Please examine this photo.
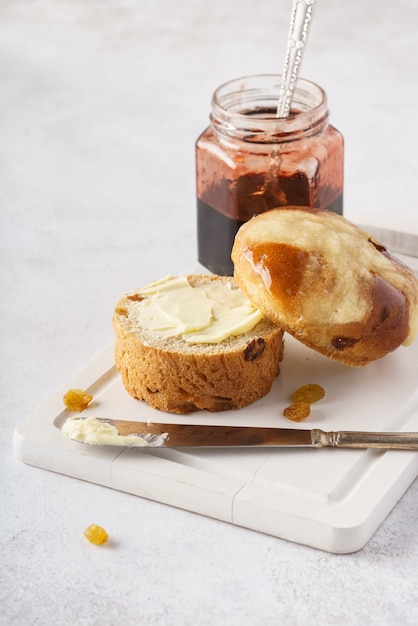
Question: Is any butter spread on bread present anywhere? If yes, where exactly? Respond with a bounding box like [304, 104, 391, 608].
[126, 275, 263, 343]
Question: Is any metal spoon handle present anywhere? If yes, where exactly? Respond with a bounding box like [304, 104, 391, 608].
[312, 429, 418, 450]
[277, 0, 316, 118]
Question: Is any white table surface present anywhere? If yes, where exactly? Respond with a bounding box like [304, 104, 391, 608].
[1, 1, 417, 624]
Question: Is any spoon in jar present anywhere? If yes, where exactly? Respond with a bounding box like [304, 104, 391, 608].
[276, 0, 317, 118]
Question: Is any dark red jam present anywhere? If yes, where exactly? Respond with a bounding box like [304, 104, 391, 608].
[197, 172, 343, 275]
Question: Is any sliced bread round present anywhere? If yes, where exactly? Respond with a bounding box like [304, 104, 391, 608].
[113, 275, 284, 414]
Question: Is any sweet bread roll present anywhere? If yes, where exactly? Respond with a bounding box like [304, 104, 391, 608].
[232, 207, 418, 366]
[113, 275, 284, 414]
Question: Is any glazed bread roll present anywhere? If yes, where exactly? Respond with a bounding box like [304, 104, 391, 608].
[113, 275, 284, 414]
[232, 207, 418, 366]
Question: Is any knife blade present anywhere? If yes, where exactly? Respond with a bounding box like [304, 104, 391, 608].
[358, 224, 418, 258]
[61, 417, 418, 450]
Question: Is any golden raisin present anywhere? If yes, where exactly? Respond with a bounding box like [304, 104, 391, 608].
[84, 524, 109, 545]
[63, 388, 93, 412]
[292, 384, 325, 404]
[283, 401, 311, 422]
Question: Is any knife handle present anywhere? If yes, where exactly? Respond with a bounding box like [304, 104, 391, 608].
[312, 429, 418, 450]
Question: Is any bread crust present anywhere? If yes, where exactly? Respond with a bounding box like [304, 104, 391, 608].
[113, 275, 284, 413]
[232, 207, 418, 366]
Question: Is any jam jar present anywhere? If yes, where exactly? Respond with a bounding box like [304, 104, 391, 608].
[196, 74, 344, 275]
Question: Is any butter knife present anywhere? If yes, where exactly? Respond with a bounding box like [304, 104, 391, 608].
[62, 417, 418, 450]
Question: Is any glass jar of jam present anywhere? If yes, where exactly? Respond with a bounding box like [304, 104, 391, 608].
[196, 74, 344, 275]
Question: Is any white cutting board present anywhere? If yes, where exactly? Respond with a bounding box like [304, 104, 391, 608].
[14, 321, 418, 554]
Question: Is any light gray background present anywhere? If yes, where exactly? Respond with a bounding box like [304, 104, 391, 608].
[1, 1, 417, 625]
